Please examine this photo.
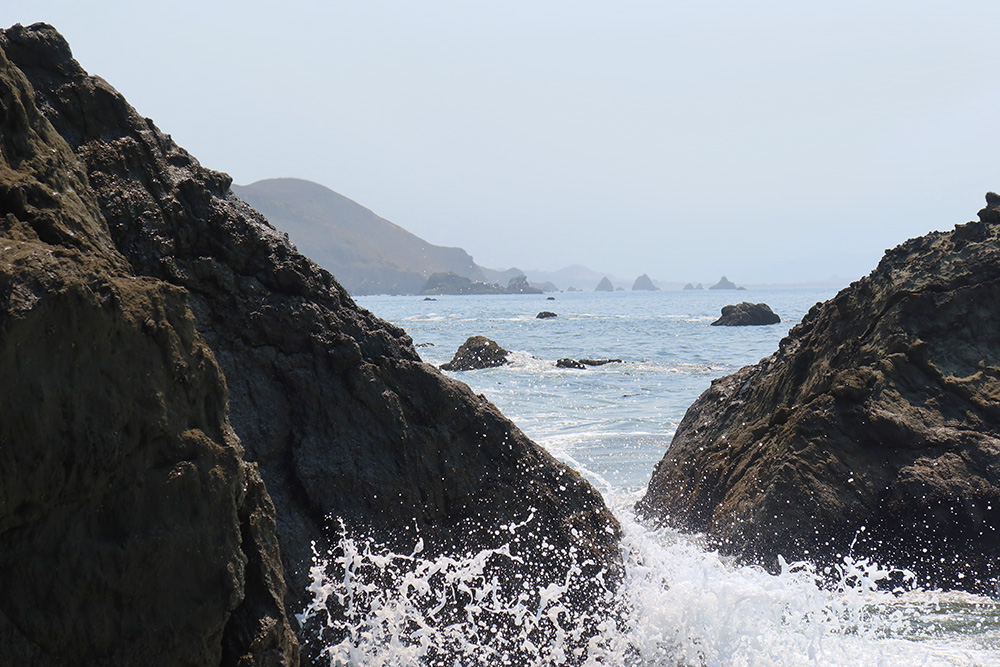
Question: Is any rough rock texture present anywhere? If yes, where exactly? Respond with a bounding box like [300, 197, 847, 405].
[710, 302, 780, 326]
[595, 276, 614, 292]
[3, 22, 622, 660]
[631, 274, 659, 291]
[0, 31, 297, 665]
[708, 275, 739, 289]
[638, 196, 1000, 594]
[440, 335, 511, 371]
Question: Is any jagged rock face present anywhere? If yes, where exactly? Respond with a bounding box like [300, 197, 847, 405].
[3, 22, 622, 657]
[638, 197, 1000, 594]
[710, 302, 780, 326]
[0, 34, 297, 665]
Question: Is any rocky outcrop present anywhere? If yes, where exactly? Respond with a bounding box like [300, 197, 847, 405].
[421, 271, 507, 295]
[506, 274, 543, 294]
[440, 336, 511, 370]
[710, 302, 780, 326]
[0, 32, 297, 664]
[683, 282, 704, 290]
[595, 276, 614, 291]
[4, 22, 622, 662]
[536, 311, 557, 319]
[708, 276, 739, 289]
[631, 274, 659, 291]
[637, 195, 1000, 594]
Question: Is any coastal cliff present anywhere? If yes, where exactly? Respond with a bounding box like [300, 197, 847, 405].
[1, 23, 622, 663]
[638, 196, 1000, 594]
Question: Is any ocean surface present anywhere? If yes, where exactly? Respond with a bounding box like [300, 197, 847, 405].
[307, 288, 1000, 666]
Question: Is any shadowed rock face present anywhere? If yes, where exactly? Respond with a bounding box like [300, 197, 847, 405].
[638, 196, 1000, 594]
[2, 22, 622, 661]
[441, 335, 511, 371]
[0, 32, 297, 665]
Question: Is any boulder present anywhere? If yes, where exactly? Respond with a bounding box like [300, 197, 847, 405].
[631, 274, 659, 291]
[4, 23, 622, 662]
[595, 276, 614, 292]
[536, 311, 558, 319]
[637, 195, 1000, 594]
[440, 336, 511, 371]
[710, 302, 780, 326]
[556, 358, 588, 369]
[708, 276, 739, 289]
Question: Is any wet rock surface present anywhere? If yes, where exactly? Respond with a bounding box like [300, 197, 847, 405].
[3, 22, 623, 661]
[710, 302, 780, 326]
[638, 196, 1000, 594]
[536, 310, 557, 319]
[440, 335, 511, 370]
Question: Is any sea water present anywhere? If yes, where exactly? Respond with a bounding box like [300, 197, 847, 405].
[303, 289, 1000, 665]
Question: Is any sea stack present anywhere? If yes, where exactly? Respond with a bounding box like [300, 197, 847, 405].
[637, 195, 1000, 594]
[631, 274, 659, 291]
[595, 276, 615, 291]
[0, 23, 623, 662]
[708, 276, 739, 289]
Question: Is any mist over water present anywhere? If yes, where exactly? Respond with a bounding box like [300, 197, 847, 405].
[307, 289, 1000, 665]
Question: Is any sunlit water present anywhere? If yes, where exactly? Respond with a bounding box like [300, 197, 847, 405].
[303, 289, 1000, 665]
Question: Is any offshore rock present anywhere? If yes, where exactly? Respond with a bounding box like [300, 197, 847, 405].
[631, 274, 659, 291]
[556, 358, 588, 369]
[637, 195, 1000, 594]
[536, 310, 557, 319]
[506, 274, 543, 294]
[5, 22, 622, 662]
[710, 302, 780, 326]
[595, 276, 614, 291]
[0, 31, 297, 665]
[708, 275, 739, 289]
[441, 335, 511, 371]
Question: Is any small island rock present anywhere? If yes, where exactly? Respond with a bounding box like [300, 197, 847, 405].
[708, 276, 739, 290]
[595, 277, 615, 292]
[632, 274, 660, 291]
[536, 311, 558, 319]
[710, 302, 780, 326]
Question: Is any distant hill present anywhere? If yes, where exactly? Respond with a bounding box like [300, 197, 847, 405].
[232, 178, 485, 295]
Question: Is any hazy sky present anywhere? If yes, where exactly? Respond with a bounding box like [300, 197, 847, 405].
[9, 1, 1000, 284]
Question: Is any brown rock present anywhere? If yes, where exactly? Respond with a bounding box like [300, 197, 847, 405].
[638, 196, 1000, 594]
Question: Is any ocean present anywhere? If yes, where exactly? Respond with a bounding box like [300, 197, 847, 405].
[305, 288, 1000, 666]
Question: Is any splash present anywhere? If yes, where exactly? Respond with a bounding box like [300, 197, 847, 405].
[298, 509, 1000, 666]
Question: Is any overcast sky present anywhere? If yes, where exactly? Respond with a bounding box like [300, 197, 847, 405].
[9, 1, 1000, 284]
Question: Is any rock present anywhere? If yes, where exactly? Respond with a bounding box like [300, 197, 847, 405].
[507, 274, 543, 294]
[637, 194, 1000, 594]
[4, 23, 622, 662]
[556, 358, 588, 369]
[421, 271, 506, 295]
[0, 29, 297, 664]
[536, 311, 558, 319]
[708, 275, 739, 289]
[423, 297, 437, 301]
[682, 282, 696, 290]
[580, 359, 623, 366]
[546, 296, 556, 300]
[710, 302, 780, 326]
[595, 276, 614, 292]
[632, 274, 659, 291]
[440, 336, 511, 371]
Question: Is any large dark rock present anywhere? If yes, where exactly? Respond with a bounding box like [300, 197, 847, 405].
[711, 302, 780, 326]
[0, 32, 297, 664]
[440, 335, 511, 370]
[631, 274, 659, 291]
[637, 195, 1000, 594]
[3, 22, 623, 661]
